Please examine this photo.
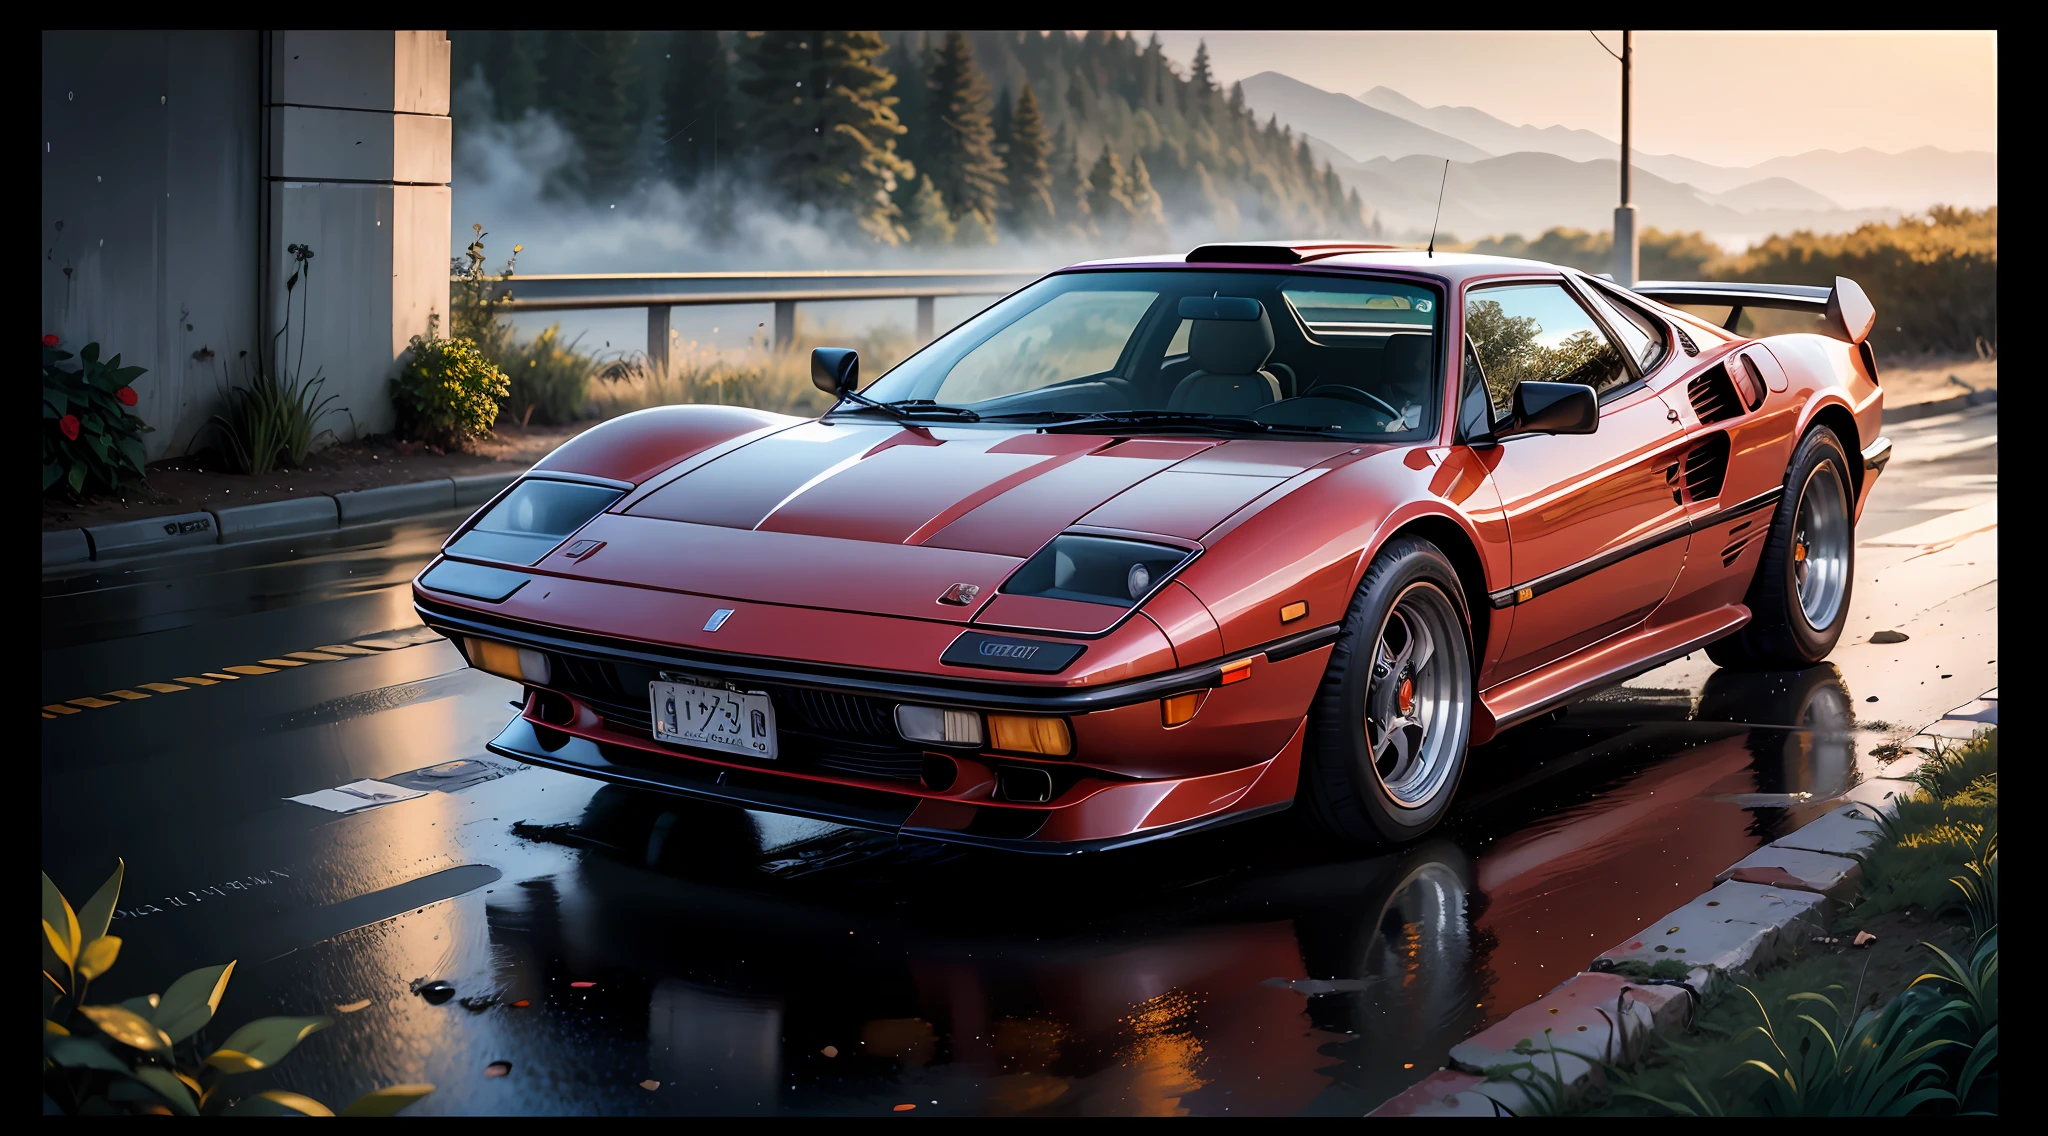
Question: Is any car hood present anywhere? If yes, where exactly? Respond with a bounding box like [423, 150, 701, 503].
[540, 420, 1359, 623]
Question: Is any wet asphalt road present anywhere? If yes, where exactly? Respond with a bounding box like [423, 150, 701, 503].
[40, 405, 1996, 1116]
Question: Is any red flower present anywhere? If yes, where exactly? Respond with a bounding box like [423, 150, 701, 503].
[42, 334, 59, 348]
[59, 415, 81, 441]
[116, 386, 138, 406]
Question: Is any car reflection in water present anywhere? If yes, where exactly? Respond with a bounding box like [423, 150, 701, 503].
[473, 663, 1861, 1116]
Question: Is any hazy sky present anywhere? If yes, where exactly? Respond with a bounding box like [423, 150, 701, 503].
[1146, 31, 1997, 168]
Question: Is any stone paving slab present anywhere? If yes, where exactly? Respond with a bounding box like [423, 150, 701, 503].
[1596, 880, 1827, 974]
[1839, 777, 1913, 813]
[1449, 971, 1662, 1087]
[1872, 751, 1929, 781]
[1366, 1070, 1501, 1117]
[1772, 801, 1886, 857]
[1714, 845, 1862, 897]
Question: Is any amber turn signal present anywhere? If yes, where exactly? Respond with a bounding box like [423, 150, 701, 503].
[1220, 658, 1253, 685]
[987, 714, 1073, 757]
[466, 637, 551, 684]
[1161, 691, 1203, 727]
[1280, 601, 1308, 623]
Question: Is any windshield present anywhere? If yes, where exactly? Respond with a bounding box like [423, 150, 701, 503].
[856, 269, 1444, 439]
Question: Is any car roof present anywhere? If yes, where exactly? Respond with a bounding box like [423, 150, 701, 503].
[1061, 245, 1569, 284]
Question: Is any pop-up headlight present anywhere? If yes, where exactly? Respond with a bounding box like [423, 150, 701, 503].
[1000, 534, 1193, 608]
[447, 478, 623, 565]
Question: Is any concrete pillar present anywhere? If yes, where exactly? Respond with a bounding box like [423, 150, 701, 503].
[773, 299, 796, 350]
[1613, 204, 1639, 287]
[264, 31, 450, 441]
[648, 305, 670, 377]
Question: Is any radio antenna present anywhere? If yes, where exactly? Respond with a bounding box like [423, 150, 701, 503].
[1427, 159, 1450, 257]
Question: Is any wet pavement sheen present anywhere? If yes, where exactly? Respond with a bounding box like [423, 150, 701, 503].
[39, 409, 1996, 1115]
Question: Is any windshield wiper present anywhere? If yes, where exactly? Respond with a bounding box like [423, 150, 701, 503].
[1024, 411, 1339, 437]
[828, 397, 981, 422]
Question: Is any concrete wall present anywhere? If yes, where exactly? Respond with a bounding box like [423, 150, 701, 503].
[266, 30, 452, 441]
[41, 31, 450, 462]
[42, 31, 262, 462]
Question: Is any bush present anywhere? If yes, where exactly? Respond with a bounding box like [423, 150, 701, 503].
[42, 859, 432, 1116]
[204, 243, 345, 474]
[502, 324, 596, 426]
[42, 336, 152, 499]
[392, 326, 510, 451]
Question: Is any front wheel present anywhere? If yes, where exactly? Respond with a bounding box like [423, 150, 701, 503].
[1301, 538, 1475, 845]
[1707, 428, 1857, 670]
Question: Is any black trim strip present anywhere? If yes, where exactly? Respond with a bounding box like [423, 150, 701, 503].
[417, 595, 1343, 714]
[1862, 437, 1893, 474]
[1487, 486, 1784, 609]
[1488, 620, 1747, 731]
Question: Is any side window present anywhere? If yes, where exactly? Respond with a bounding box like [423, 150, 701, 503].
[1582, 283, 1668, 372]
[1463, 283, 1630, 417]
[1459, 336, 1494, 439]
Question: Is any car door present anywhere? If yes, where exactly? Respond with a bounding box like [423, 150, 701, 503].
[1460, 278, 1693, 686]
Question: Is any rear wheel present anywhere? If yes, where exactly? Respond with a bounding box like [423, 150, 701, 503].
[1708, 428, 1856, 670]
[1301, 538, 1475, 845]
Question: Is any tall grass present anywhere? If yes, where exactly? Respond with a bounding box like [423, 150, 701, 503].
[585, 317, 919, 421]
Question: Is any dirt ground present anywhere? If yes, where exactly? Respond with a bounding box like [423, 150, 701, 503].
[1882, 353, 1997, 407]
[41, 422, 590, 531]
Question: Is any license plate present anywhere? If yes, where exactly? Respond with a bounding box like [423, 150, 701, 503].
[648, 677, 778, 760]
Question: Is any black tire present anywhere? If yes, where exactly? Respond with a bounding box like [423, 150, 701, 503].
[1707, 428, 1857, 670]
[1301, 537, 1475, 845]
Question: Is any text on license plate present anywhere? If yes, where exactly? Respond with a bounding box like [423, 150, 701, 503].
[648, 679, 777, 760]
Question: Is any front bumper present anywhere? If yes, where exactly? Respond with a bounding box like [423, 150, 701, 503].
[419, 598, 1334, 853]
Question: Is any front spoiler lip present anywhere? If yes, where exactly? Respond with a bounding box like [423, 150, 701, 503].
[416, 595, 1340, 714]
[487, 714, 1292, 855]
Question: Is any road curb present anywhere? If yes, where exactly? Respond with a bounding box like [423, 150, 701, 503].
[1883, 387, 1996, 424]
[42, 470, 524, 568]
[1366, 691, 1993, 1118]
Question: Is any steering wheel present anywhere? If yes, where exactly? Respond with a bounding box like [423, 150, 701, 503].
[1307, 384, 1405, 424]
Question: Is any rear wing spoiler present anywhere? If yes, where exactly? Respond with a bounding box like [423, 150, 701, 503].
[1626, 276, 1875, 344]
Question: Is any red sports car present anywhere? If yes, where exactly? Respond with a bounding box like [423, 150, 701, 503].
[414, 242, 1888, 851]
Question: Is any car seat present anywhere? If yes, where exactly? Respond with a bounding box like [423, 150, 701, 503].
[1167, 297, 1282, 416]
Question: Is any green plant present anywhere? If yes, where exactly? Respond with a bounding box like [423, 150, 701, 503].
[205, 243, 344, 473]
[43, 860, 432, 1116]
[502, 324, 596, 426]
[42, 336, 152, 498]
[1851, 733, 1996, 925]
[449, 224, 520, 363]
[392, 319, 510, 451]
[1726, 976, 1959, 1115]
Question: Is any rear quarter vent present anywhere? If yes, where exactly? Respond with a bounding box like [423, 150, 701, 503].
[1688, 364, 1745, 424]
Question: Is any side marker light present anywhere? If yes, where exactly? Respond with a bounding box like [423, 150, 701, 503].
[1280, 601, 1308, 623]
[1220, 658, 1254, 685]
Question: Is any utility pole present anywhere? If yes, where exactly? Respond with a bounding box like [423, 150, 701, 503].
[1614, 30, 1639, 286]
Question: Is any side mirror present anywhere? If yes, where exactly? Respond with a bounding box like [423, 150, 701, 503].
[811, 347, 860, 396]
[1496, 381, 1598, 439]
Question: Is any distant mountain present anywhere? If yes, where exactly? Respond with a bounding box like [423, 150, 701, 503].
[1703, 177, 1839, 213]
[1357, 85, 1618, 164]
[1238, 72, 1490, 162]
[1738, 147, 1997, 210]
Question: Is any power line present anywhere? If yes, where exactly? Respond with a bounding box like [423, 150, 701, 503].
[1588, 31, 1623, 62]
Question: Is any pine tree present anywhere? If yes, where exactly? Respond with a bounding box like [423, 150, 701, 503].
[1051, 124, 1089, 234]
[991, 85, 1015, 157]
[903, 174, 956, 246]
[1227, 80, 1247, 118]
[1087, 145, 1134, 241]
[1001, 83, 1055, 233]
[1348, 186, 1369, 236]
[562, 31, 646, 198]
[1127, 153, 1168, 245]
[887, 34, 930, 173]
[1188, 39, 1216, 117]
[661, 31, 734, 189]
[488, 32, 543, 120]
[735, 31, 914, 244]
[954, 206, 998, 246]
[922, 30, 1006, 222]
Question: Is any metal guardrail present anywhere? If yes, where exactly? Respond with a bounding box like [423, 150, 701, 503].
[472, 269, 1044, 372]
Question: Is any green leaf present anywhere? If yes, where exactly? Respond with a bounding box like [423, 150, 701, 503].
[121, 994, 162, 1018]
[47, 1036, 130, 1074]
[126, 1065, 200, 1116]
[229, 1090, 334, 1116]
[43, 461, 64, 491]
[206, 1014, 332, 1071]
[154, 961, 236, 1043]
[68, 463, 87, 494]
[77, 935, 121, 981]
[79, 1004, 171, 1052]
[43, 920, 76, 970]
[81, 342, 101, 363]
[339, 1083, 436, 1116]
[42, 871, 81, 965]
[78, 859, 124, 945]
[45, 387, 69, 413]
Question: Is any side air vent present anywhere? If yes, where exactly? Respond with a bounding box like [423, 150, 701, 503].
[1732, 354, 1767, 410]
[1674, 325, 1700, 356]
[1687, 364, 1744, 424]
[1721, 519, 1761, 567]
[1680, 432, 1731, 504]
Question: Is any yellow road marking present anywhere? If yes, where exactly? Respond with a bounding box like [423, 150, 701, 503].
[107, 690, 150, 701]
[257, 658, 307, 668]
[67, 697, 119, 708]
[202, 672, 242, 681]
[285, 651, 345, 662]
[316, 644, 376, 655]
[47, 636, 418, 719]
[139, 682, 189, 693]
[44, 704, 81, 715]
[223, 665, 278, 676]
[174, 676, 219, 686]
[43, 712, 55, 719]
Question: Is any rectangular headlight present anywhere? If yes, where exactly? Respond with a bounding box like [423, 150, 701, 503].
[448, 478, 624, 565]
[466, 638, 551, 685]
[988, 714, 1072, 757]
[1000, 534, 1193, 608]
[895, 705, 985, 748]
